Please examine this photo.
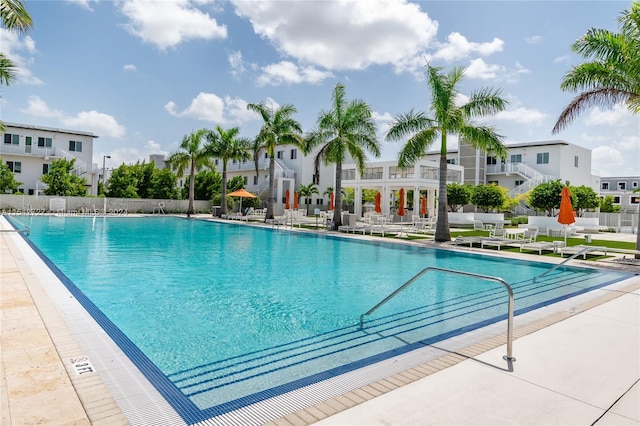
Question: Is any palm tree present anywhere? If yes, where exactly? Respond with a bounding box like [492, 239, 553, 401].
[306, 83, 381, 229]
[168, 129, 211, 217]
[551, 4, 640, 258]
[247, 101, 304, 221]
[552, 3, 640, 134]
[1, 0, 32, 132]
[206, 125, 251, 217]
[386, 65, 508, 242]
[297, 182, 319, 210]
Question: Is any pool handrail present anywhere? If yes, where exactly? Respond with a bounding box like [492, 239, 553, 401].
[0, 216, 30, 235]
[359, 266, 516, 362]
[534, 247, 593, 281]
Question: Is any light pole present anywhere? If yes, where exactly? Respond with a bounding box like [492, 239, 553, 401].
[102, 155, 111, 186]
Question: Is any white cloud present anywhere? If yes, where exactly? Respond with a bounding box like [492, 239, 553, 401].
[165, 92, 257, 124]
[228, 51, 246, 79]
[119, 0, 227, 50]
[232, 0, 437, 70]
[256, 61, 334, 86]
[585, 104, 631, 127]
[0, 30, 42, 85]
[554, 55, 571, 64]
[372, 111, 394, 135]
[592, 145, 625, 176]
[433, 32, 503, 62]
[21, 96, 126, 138]
[525, 35, 542, 44]
[465, 58, 502, 80]
[494, 107, 547, 125]
[123, 64, 137, 71]
[66, 0, 98, 11]
[97, 140, 169, 168]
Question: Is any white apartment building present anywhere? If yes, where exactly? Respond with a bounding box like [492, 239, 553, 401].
[424, 139, 598, 198]
[599, 176, 640, 212]
[1, 122, 99, 195]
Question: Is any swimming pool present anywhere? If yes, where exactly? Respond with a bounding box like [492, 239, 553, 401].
[12, 215, 632, 424]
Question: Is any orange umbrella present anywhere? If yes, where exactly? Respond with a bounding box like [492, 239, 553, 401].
[329, 192, 335, 210]
[375, 191, 382, 213]
[420, 195, 427, 217]
[293, 191, 299, 209]
[397, 188, 405, 217]
[285, 188, 290, 209]
[558, 186, 575, 244]
[227, 188, 257, 214]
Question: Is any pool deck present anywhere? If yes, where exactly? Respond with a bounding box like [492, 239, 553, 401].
[1, 216, 638, 425]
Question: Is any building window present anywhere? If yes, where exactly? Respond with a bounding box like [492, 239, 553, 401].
[232, 159, 237, 164]
[613, 196, 621, 204]
[515, 180, 524, 187]
[602, 182, 609, 190]
[574, 155, 579, 167]
[68, 140, 83, 152]
[276, 150, 284, 159]
[510, 154, 522, 163]
[536, 152, 549, 164]
[264, 152, 268, 159]
[42, 164, 50, 174]
[243, 176, 248, 185]
[488, 180, 499, 185]
[312, 174, 319, 184]
[242, 158, 247, 163]
[486, 156, 497, 165]
[618, 182, 626, 190]
[25, 137, 32, 153]
[6, 161, 21, 172]
[317, 199, 323, 205]
[633, 181, 638, 188]
[37, 137, 52, 148]
[446, 158, 456, 165]
[3, 133, 19, 144]
[630, 196, 639, 204]
[214, 159, 219, 165]
[253, 175, 258, 185]
[290, 149, 297, 160]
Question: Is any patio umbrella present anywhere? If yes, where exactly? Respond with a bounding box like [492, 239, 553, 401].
[293, 191, 299, 209]
[227, 188, 257, 214]
[329, 192, 334, 211]
[420, 195, 427, 217]
[398, 188, 406, 237]
[375, 192, 382, 213]
[558, 186, 575, 244]
[285, 188, 290, 210]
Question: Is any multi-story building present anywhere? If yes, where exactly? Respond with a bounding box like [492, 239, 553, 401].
[1, 122, 99, 195]
[599, 176, 640, 212]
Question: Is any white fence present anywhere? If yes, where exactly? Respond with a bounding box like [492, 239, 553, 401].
[583, 211, 639, 233]
[0, 194, 212, 214]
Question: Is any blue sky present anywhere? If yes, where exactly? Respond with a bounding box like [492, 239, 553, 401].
[2, 0, 638, 177]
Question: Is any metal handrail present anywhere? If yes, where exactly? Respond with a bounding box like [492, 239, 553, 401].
[534, 247, 592, 281]
[0, 216, 30, 235]
[359, 267, 516, 362]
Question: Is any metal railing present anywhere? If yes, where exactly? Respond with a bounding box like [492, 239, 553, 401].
[0, 216, 30, 235]
[359, 267, 516, 362]
[535, 246, 607, 281]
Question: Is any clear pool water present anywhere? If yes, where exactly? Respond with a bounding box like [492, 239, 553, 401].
[14, 215, 631, 422]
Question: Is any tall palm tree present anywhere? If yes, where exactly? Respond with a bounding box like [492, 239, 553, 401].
[168, 129, 211, 218]
[306, 83, 381, 229]
[247, 101, 304, 221]
[551, 4, 640, 258]
[386, 65, 508, 242]
[552, 3, 640, 134]
[1, 0, 32, 132]
[206, 125, 251, 217]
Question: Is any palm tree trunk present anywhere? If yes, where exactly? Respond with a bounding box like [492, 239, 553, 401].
[221, 165, 228, 216]
[334, 162, 342, 229]
[187, 158, 195, 217]
[435, 154, 451, 242]
[266, 156, 275, 220]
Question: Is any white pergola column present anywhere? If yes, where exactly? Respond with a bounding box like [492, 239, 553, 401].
[354, 186, 362, 217]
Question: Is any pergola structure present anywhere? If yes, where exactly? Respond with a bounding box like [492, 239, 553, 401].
[341, 159, 464, 219]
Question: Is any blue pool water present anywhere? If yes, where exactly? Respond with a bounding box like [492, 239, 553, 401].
[13, 215, 631, 423]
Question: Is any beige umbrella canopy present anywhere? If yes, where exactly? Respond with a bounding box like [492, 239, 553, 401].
[227, 189, 257, 213]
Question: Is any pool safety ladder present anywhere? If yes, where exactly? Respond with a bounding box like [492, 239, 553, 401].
[534, 247, 595, 282]
[359, 267, 516, 362]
